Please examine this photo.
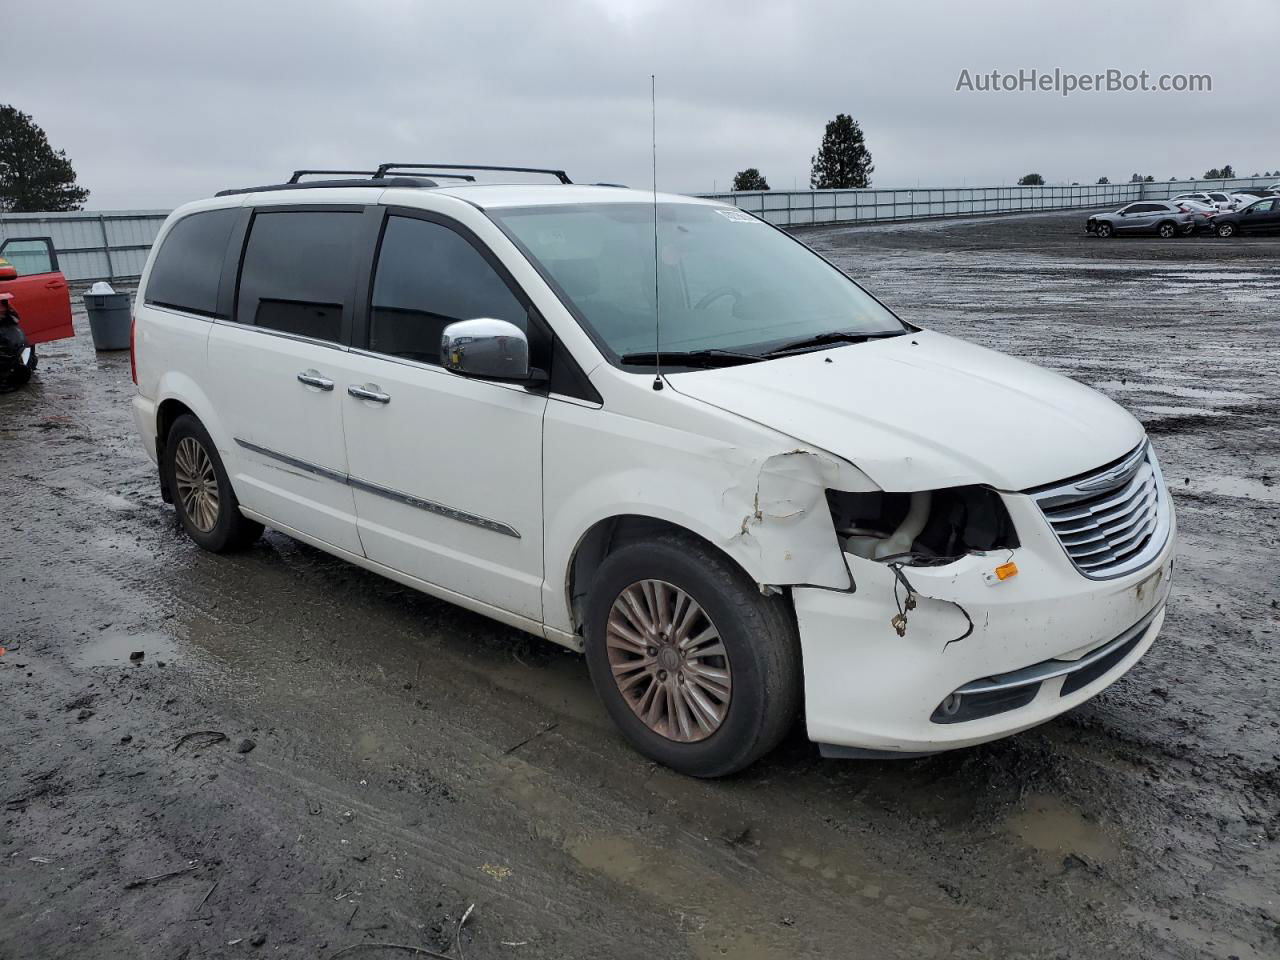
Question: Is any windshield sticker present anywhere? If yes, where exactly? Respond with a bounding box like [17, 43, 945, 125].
[714, 209, 759, 223]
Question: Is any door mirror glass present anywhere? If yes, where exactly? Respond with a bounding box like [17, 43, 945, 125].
[441, 318, 541, 382]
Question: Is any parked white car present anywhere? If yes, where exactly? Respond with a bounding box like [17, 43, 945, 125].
[130, 165, 1176, 776]
[1171, 191, 1234, 211]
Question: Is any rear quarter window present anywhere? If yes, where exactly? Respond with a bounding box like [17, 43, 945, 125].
[145, 208, 239, 317]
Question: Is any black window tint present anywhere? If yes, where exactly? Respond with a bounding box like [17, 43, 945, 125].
[236, 211, 361, 341]
[369, 216, 525, 365]
[146, 208, 238, 316]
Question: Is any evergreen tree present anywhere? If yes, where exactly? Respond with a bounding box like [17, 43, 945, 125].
[0, 106, 88, 212]
[809, 114, 873, 189]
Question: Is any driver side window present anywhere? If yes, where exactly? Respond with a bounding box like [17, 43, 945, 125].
[369, 216, 527, 366]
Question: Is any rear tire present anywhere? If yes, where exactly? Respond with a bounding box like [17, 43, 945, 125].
[583, 533, 802, 778]
[1157, 221, 1178, 239]
[1095, 222, 1114, 239]
[1216, 222, 1236, 238]
[162, 414, 262, 552]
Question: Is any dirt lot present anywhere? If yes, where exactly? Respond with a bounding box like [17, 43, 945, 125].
[2, 210, 1277, 960]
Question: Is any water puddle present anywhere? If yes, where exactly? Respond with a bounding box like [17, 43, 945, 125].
[75, 629, 178, 668]
[1091, 380, 1258, 402]
[1137, 404, 1229, 418]
[1005, 794, 1116, 865]
[1185, 475, 1280, 504]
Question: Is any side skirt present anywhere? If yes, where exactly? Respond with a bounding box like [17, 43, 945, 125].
[238, 507, 581, 652]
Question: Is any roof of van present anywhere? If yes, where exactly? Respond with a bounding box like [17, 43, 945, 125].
[388, 182, 718, 210]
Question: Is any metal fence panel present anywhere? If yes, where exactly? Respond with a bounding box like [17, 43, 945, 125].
[0, 209, 168, 283]
[2, 175, 1275, 281]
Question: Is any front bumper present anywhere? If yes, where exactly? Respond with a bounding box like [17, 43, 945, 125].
[793, 491, 1175, 754]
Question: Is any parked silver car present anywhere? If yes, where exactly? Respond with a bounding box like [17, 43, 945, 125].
[1085, 201, 1193, 239]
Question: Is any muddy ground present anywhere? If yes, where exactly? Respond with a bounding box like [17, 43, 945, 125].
[2, 210, 1277, 959]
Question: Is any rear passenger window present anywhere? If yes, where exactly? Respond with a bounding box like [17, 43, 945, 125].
[236, 210, 362, 342]
[146, 208, 239, 316]
[368, 216, 525, 365]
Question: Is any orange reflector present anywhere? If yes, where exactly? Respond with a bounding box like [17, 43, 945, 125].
[994, 562, 1018, 581]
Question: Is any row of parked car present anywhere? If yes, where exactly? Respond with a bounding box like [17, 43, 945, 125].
[1085, 185, 1280, 238]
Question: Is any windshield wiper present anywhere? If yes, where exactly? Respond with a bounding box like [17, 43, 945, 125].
[762, 329, 907, 357]
[617, 348, 764, 369]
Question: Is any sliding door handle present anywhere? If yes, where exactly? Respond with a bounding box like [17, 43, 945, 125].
[296, 370, 335, 391]
[347, 384, 391, 404]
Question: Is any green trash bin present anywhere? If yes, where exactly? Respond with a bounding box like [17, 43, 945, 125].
[84, 292, 131, 351]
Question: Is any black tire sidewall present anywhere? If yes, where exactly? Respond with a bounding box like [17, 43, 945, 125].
[163, 415, 250, 552]
[584, 537, 799, 777]
[1097, 223, 1113, 238]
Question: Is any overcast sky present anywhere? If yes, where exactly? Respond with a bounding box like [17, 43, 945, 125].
[6, 0, 1279, 209]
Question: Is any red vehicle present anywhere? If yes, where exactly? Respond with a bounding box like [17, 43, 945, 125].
[0, 237, 75, 389]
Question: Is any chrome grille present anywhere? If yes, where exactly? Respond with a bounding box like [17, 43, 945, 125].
[1031, 443, 1171, 579]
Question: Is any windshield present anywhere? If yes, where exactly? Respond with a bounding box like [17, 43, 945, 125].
[490, 202, 906, 364]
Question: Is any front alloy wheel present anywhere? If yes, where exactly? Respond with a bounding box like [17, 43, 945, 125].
[606, 579, 732, 742]
[1216, 222, 1235, 238]
[584, 533, 801, 777]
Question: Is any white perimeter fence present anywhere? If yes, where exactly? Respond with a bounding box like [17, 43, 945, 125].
[2, 177, 1273, 282]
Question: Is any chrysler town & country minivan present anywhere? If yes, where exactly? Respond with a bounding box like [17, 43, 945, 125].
[131, 164, 1175, 777]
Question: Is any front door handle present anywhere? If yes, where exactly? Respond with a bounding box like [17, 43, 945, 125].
[347, 384, 391, 404]
[296, 370, 335, 391]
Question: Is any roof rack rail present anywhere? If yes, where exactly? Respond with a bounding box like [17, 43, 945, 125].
[214, 176, 438, 198]
[375, 162, 572, 184]
[287, 169, 477, 184]
[289, 169, 376, 183]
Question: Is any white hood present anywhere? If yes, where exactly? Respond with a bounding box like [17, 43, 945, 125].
[667, 330, 1144, 491]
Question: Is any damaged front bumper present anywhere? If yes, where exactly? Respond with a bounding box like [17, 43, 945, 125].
[793, 492, 1175, 756]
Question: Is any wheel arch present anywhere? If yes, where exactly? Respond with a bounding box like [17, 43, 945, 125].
[563, 514, 766, 640]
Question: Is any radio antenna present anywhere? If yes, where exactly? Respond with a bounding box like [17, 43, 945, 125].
[650, 74, 663, 391]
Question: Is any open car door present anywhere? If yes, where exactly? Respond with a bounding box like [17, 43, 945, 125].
[0, 237, 74, 344]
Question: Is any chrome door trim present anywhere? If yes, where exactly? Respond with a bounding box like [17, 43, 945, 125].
[214, 317, 351, 353]
[233, 438, 520, 539]
[235, 438, 347, 484]
[346, 474, 520, 538]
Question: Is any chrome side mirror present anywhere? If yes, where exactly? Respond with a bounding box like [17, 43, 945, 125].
[440, 318, 542, 382]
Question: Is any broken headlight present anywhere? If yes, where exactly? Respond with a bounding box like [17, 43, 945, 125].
[827, 486, 1018, 563]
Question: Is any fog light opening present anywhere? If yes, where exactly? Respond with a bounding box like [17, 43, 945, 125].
[939, 692, 964, 717]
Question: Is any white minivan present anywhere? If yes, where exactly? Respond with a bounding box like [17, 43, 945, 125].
[131, 164, 1175, 777]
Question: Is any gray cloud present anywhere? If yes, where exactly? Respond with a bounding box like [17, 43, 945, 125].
[7, 0, 1278, 208]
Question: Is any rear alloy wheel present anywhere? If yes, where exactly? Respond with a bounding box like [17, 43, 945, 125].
[163, 414, 263, 552]
[1216, 222, 1236, 238]
[1095, 222, 1114, 239]
[584, 533, 801, 777]
[1157, 221, 1178, 239]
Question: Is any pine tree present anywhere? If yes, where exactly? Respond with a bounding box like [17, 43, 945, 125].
[0, 106, 89, 212]
[809, 114, 873, 189]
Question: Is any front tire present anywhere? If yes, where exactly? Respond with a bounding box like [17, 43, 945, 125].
[162, 414, 262, 552]
[1095, 222, 1114, 239]
[1216, 222, 1236, 238]
[584, 533, 801, 777]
